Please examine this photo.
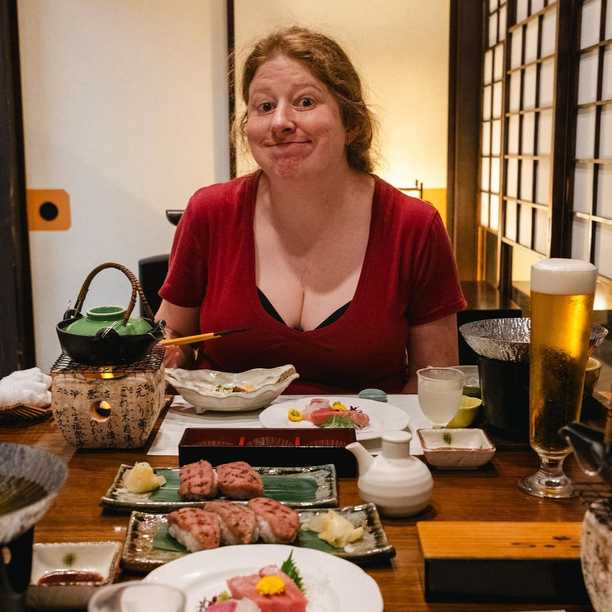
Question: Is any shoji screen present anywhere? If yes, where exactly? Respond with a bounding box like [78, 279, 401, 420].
[503, 1, 556, 256]
[480, 1, 507, 233]
[478, 0, 507, 283]
[570, 0, 612, 280]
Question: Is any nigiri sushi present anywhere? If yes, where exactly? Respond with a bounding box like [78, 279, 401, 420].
[179, 460, 218, 500]
[247, 498, 300, 544]
[217, 461, 264, 500]
[167, 507, 221, 552]
[203, 501, 259, 545]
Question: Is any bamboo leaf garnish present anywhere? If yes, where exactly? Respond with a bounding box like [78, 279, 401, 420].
[281, 551, 305, 592]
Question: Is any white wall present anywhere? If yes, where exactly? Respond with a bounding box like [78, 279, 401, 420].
[233, 0, 450, 189]
[18, 0, 229, 369]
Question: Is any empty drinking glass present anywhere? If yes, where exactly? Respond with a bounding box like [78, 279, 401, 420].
[417, 367, 465, 427]
[88, 581, 185, 612]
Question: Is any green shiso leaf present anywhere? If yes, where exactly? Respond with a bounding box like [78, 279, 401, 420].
[280, 551, 305, 592]
[319, 415, 355, 428]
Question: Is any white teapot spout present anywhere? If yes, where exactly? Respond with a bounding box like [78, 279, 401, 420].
[346, 441, 374, 477]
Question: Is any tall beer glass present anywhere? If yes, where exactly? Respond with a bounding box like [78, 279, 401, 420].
[519, 258, 597, 498]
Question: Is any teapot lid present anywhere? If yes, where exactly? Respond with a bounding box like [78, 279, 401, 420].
[64, 305, 153, 337]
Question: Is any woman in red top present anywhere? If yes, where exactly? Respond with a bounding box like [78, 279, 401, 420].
[157, 26, 466, 394]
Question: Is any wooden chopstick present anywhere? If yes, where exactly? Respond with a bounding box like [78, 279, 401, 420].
[159, 328, 249, 347]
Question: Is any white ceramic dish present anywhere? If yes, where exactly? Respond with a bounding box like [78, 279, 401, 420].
[165, 364, 299, 412]
[417, 428, 495, 469]
[26, 541, 121, 610]
[145, 544, 383, 612]
[259, 396, 410, 441]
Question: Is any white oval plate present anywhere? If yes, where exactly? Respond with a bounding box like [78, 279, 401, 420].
[144, 544, 383, 612]
[259, 396, 410, 441]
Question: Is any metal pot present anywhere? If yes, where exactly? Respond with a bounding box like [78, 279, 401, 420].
[56, 262, 165, 365]
[459, 318, 608, 440]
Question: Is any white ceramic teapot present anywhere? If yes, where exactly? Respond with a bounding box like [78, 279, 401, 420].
[347, 430, 433, 517]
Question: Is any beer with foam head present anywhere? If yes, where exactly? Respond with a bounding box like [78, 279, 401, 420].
[529, 259, 597, 458]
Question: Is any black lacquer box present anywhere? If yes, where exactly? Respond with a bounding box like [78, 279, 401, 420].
[178, 427, 358, 476]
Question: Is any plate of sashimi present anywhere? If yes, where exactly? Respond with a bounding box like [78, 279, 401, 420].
[258, 397, 410, 441]
[144, 544, 383, 612]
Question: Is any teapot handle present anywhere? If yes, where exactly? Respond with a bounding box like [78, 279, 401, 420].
[72, 262, 155, 323]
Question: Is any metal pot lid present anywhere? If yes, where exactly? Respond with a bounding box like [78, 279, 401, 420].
[459, 317, 608, 363]
[0, 443, 68, 543]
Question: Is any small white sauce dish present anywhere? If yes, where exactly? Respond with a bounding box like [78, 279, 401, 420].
[26, 541, 121, 609]
[417, 428, 496, 469]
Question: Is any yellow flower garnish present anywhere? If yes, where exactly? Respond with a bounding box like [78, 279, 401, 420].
[256, 575, 285, 596]
[331, 401, 348, 411]
[288, 408, 303, 422]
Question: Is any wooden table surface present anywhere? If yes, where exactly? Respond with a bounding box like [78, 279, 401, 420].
[1, 411, 597, 612]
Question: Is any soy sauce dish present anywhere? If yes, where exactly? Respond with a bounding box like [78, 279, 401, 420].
[26, 541, 121, 609]
[417, 428, 495, 469]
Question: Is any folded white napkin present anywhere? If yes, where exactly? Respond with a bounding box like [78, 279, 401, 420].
[0, 367, 52, 409]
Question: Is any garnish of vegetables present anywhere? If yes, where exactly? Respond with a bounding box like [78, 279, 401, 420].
[304, 510, 364, 548]
[443, 432, 452, 445]
[331, 401, 348, 411]
[125, 462, 166, 494]
[288, 408, 303, 422]
[320, 415, 354, 428]
[280, 551, 305, 592]
[62, 553, 76, 567]
[256, 575, 285, 596]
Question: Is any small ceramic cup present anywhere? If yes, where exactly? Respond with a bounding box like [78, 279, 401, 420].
[88, 581, 185, 612]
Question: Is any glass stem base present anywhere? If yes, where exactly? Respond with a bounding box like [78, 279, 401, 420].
[518, 454, 575, 499]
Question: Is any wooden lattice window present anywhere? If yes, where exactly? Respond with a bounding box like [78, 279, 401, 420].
[570, 0, 612, 280]
[503, 0, 556, 255]
[479, 0, 507, 234]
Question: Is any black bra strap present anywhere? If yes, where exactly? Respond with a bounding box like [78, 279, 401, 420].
[257, 288, 350, 329]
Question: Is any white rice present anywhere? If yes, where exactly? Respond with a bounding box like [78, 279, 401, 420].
[168, 523, 203, 553]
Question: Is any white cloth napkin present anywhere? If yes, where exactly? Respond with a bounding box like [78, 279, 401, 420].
[0, 367, 52, 409]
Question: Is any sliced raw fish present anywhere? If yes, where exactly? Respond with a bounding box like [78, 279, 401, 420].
[179, 460, 218, 500]
[227, 567, 307, 612]
[308, 407, 370, 428]
[248, 497, 300, 544]
[203, 500, 259, 545]
[217, 461, 264, 500]
[302, 397, 331, 418]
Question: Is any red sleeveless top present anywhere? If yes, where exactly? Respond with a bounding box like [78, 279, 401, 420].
[159, 173, 466, 394]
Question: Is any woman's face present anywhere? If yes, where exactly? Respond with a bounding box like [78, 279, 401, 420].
[245, 54, 349, 179]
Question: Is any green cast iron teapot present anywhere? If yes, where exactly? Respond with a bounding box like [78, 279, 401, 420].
[56, 262, 165, 365]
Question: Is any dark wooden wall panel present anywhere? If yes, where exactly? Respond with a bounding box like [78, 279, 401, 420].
[0, 0, 35, 375]
[448, 0, 483, 281]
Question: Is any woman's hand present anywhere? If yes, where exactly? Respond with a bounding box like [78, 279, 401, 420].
[403, 314, 459, 393]
[163, 345, 194, 369]
[156, 300, 200, 369]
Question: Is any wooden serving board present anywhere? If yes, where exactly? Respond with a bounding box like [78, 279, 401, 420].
[417, 521, 589, 603]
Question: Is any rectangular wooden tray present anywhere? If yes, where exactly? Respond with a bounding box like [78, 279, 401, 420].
[417, 521, 589, 603]
[178, 428, 358, 476]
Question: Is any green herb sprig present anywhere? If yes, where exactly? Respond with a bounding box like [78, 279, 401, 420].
[281, 551, 305, 592]
[320, 415, 355, 428]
